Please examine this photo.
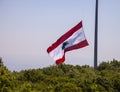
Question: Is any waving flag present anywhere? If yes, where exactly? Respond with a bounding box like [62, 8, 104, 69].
[47, 21, 88, 64]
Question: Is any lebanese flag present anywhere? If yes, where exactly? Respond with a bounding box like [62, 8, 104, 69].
[47, 21, 88, 65]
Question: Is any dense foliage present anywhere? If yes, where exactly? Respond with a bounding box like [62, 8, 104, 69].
[0, 58, 120, 92]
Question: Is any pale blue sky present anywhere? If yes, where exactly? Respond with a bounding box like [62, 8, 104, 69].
[0, 0, 120, 71]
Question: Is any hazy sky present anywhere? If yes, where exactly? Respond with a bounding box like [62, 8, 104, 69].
[0, 0, 120, 71]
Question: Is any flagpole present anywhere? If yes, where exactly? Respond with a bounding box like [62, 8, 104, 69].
[94, 0, 98, 70]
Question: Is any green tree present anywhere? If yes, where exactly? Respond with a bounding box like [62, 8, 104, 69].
[0, 58, 15, 92]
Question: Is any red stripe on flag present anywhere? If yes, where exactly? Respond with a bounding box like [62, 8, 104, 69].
[47, 21, 82, 53]
[56, 55, 65, 64]
[65, 40, 89, 52]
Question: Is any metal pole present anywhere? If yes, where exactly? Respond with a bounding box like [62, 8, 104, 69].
[94, 0, 98, 70]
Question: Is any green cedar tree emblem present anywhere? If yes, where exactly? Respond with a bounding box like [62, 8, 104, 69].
[62, 41, 69, 50]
